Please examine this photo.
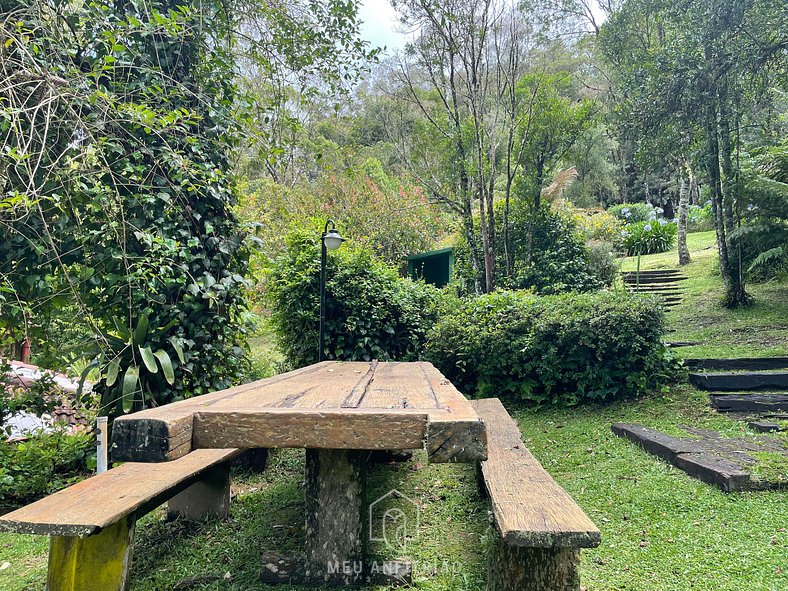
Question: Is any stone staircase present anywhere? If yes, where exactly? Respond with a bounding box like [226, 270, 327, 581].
[686, 357, 788, 424]
[622, 269, 687, 309]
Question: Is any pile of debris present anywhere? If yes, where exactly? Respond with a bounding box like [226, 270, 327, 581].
[2, 360, 91, 441]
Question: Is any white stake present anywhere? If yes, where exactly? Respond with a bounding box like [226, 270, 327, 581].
[96, 416, 108, 474]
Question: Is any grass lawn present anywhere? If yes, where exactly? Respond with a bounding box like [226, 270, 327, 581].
[3, 389, 785, 591]
[620, 230, 788, 359]
[1, 233, 786, 591]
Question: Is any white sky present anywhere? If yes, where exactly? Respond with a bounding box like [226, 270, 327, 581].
[358, 0, 409, 55]
[357, 0, 610, 55]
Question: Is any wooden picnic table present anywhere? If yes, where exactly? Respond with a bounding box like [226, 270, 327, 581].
[112, 360, 487, 585]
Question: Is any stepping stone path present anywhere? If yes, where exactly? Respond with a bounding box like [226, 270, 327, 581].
[686, 357, 788, 415]
[622, 269, 687, 309]
[612, 423, 788, 492]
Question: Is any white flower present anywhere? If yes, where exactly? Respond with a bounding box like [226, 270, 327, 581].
[643, 224, 652, 231]
[658, 218, 667, 226]
[656, 207, 664, 214]
[621, 207, 630, 214]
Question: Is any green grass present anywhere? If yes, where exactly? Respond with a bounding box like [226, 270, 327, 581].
[3, 389, 785, 591]
[619, 230, 788, 359]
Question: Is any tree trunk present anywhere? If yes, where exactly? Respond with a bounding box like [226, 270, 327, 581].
[463, 201, 483, 295]
[478, 186, 495, 293]
[704, 97, 735, 297]
[677, 173, 691, 266]
[717, 82, 748, 307]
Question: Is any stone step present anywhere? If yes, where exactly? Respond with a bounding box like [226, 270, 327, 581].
[748, 420, 786, 433]
[623, 276, 688, 285]
[685, 357, 788, 371]
[710, 393, 788, 413]
[621, 269, 683, 276]
[627, 285, 685, 292]
[689, 371, 788, 392]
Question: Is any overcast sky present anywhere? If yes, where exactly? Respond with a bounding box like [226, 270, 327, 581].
[357, 1, 609, 56]
[358, 0, 409, 55]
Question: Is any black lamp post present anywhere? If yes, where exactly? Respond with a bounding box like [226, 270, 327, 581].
[319, 219, 345, 361]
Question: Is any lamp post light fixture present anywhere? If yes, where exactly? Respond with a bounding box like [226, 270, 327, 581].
[319, 219, 345, 361]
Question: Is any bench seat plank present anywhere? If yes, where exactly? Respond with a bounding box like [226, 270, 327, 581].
[470, 399, 600, 549]
[0, 448, 241, 538]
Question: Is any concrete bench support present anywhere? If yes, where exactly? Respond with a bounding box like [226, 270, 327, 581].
[47, 516, 135, 591]
[489, 543, 580, 591]
[168, 463, 231, 521]
[304, 449, 366, 585]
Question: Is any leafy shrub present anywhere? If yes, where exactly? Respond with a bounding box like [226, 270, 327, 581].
[504, 206, 604, 293]
[687, 202, 714, 232]
[266, 223, 452, 367]
[456, 203, 604, 294]
[424, 290, 679, 406]
[609, 202, 657, 224]
[573, 209, 625, 247]
[238, 159, 451, 273]
[0, 427, 95, 508]
[621, 220, 677, 255]
[587, 241, 619, 287]
[733, 142, 788, 281]
[1, 363, 95, 508]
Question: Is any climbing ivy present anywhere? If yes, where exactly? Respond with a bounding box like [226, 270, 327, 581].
[0, 1, 249, 412]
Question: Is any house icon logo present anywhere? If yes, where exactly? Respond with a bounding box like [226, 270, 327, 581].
[368, 489, 420, 550]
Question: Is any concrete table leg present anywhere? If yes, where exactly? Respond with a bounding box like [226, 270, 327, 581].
[304, 449, 366, 585]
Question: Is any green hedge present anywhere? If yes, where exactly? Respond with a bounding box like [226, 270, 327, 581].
[424, 290, 679, 406]
[266, 224, 450, 367]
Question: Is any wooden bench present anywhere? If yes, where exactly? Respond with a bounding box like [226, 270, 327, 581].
[470, 399, 600, 591]
[0, 448, 242, 591]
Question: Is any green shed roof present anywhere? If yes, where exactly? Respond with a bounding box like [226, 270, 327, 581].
[404, 247, 453, 261]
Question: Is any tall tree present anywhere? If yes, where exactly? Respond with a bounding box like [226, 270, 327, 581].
[599, 0, 788, 307]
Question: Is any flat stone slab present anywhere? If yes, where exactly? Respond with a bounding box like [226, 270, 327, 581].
[689, 371, 788, 391]
[749, 420, 786, 433]
[612, 423, 788, 492]
[710, 393, 788, 413]
[685, 357, 788, 371]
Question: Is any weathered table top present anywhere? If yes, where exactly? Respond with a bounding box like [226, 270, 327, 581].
[112, 361, 487, 464]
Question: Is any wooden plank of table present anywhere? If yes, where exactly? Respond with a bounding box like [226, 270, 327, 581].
[192, 408, 429, 450]
[112, 363, 332, 461]
[0, 449, 242, 537]
[203, 362, 372, 410]
[356, 361, 440, 410]
[421, 363, 488, 463]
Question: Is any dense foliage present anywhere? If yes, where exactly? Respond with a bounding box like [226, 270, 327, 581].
[266, 225, 449, 368]
[622, 220, 678, 256]
[456, 204, 605, 294]
[0, 1, 252, 412]
[237, 159, 449, 274]
[425, 291, 679, 406]
[736, 140, 788, 280]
